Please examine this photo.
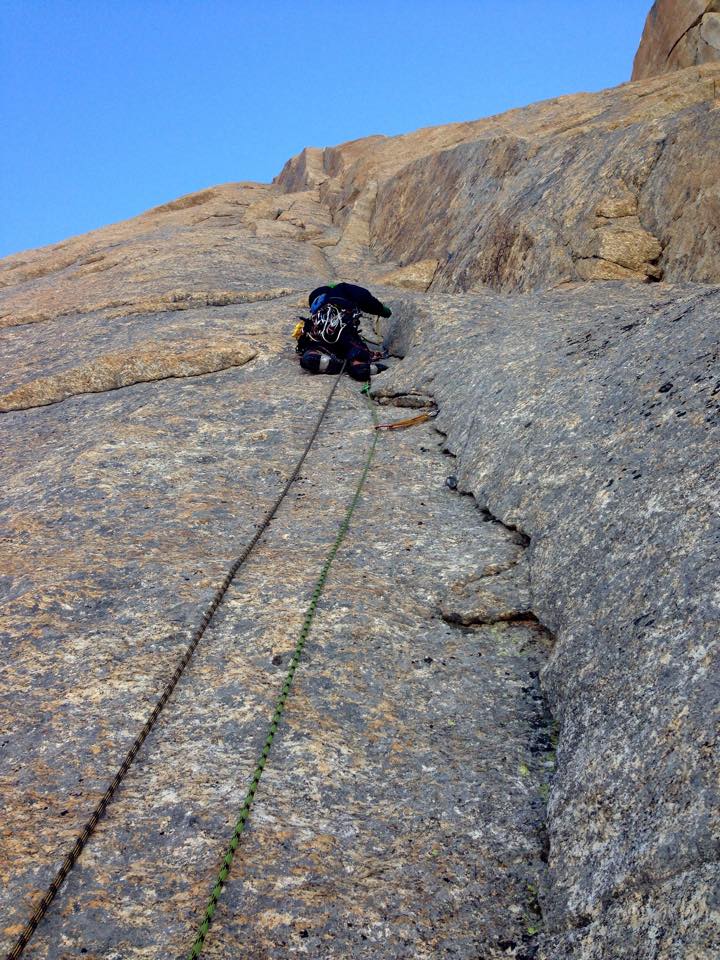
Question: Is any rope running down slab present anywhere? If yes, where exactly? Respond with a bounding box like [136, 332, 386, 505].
[187, 386, 380, 959]
[5, 365, 348, 960]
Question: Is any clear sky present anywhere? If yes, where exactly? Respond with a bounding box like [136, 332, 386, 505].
[1, 0, 652, 259]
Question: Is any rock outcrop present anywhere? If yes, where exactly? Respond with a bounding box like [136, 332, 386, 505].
[632, 0, 720, 80]
[274, 64, 720, 293]
[1, 11, 719, 960]
[1, 62, 719, 323]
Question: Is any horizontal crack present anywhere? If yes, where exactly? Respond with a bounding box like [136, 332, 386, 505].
[374, 391, 436, 409]
[441, 605, 538, 627]
[0, 287, 298, 330]
[0, 339, 257, 412]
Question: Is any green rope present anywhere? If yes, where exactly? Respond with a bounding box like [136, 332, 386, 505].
[188, 386, 379, 959]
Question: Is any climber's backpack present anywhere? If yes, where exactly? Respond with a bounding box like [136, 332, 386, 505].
[307, 282, 390, 318]
[292, 282, 390, 351]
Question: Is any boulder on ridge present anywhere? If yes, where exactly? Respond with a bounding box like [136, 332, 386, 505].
[632, 0, 720, 79]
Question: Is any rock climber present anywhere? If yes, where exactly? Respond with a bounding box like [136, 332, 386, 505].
[293, 282, 392, 381]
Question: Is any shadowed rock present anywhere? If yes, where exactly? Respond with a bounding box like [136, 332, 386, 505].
[440, 558, 533, 626]
[376, 282, 720, 959]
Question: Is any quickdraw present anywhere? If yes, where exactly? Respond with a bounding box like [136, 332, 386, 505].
[375, 409, 438, 431]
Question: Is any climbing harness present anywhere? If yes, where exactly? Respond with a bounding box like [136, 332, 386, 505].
[6, 363, 381, 960]
[188, 388, 379, 959]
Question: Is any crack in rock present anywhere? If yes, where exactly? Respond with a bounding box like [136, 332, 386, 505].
[440, 558, 536, 626]
[0, 287, 297, 329]
[0, 339, 257, 412]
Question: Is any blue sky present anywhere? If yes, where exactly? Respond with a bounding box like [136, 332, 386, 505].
[1, 1, 652, 259]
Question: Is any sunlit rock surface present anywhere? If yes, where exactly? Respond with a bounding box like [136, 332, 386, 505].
[632, 0, 720, 80]
[1, 26, 719, 960]
[0, 288, 554, 959]
[276, 63, 720, 292]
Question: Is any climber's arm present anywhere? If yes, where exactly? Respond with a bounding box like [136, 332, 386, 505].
[333, 283, 392, 318]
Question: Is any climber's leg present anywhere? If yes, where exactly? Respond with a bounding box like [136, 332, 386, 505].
[300, 349, 344, 374]
[345, 343, 387, 380]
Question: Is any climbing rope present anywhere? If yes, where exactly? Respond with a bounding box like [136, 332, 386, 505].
[6, 365, 350, 960]
[188, 388, 379, 958]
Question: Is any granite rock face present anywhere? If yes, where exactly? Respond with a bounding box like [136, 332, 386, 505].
[1, 63, 718, 314]
[376, 283, 720, 959]
[632, 0, 720, 80]
[0, 275, 557, 958]
[275, 63, 720, 292]
[2, 15, 719, 960]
